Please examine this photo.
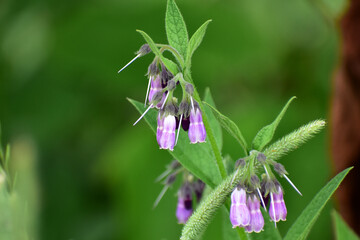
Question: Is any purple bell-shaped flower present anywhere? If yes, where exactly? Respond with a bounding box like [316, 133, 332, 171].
[245, 195, 264, 233]
[176, 183, 193, 224]
[157, 112, 176, 151]
[188, 104, 206, 143]
[230, 187, 250, 228]
[269, 186, 287, 222]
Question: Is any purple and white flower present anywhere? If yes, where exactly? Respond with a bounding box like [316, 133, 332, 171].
[245, 195, 264, 233]
[230, 187, 250, 228]
[188, 102, 206, 143]
[157, 112, 176, 151]
[176, 183, 193, 224]
[269, 186, 287, 222]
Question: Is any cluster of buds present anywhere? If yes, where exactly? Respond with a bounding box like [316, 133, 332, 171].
[153, 160, 205, 224]
[230, 152, 301, 232]
[119, 44, 207, 151]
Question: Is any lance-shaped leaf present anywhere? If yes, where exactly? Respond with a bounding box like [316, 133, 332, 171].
[332, 210, 359, 240]
[204, 102, 248, 155]
[252, 96, 296, 151]
[185, 20, 212, 67]
[284, 167, 352, 240]
[128, 99, 222, 188]
[165, 0, 188, 58]
[136, 30, 179, 75]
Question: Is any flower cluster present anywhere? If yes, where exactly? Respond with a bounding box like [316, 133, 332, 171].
[230, 152, 301, 232]
[120, 44, 206, 151]
[153, 160, 205, 224]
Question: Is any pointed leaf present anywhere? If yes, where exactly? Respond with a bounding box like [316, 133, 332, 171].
[128, 98, 222, 188]
[252, 96, 296, 151]
[165, 0, 188, 58]
[136, 30, 179, 75]
[284, 167, 352, 240]
[203, 88, 223, 150]
[332, 210, 359, 240]
[186, 20, 212, 67]
[204, 102, 248, 154]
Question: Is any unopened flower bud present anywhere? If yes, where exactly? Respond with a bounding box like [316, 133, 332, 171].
[257, 153, 267, 164]
[235, 158, 246, 168]
[182, 117, 190, 131]
[170, 160, 181, 169]
[165, 103, 178, 116]
[147, 61, 159, 76]
[179, 101, 191, 117]
[250, 175, 260, 187]
[193, 180, 205, 201]
[136, 44, 151, 56]
[151, 91, 165, 105]
[273, 163, 288, 175]
[185, 83, 194, 95]
[165, 173, 177, 185]
[167, 79, 176, 91]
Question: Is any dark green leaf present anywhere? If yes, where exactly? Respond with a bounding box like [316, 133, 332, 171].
[203, 88, 223, 150]
[250, 209, 282, 240]
[332, 210, 359, 240]
[203, 102, 248, 154]
[252, 96, 296, 151]
[284, 167, 352, 240]
[136, 30, 179, 75]
[165, 0, 188, 58]
[186, 20, 212, 67]
[128, 98, 222, 188]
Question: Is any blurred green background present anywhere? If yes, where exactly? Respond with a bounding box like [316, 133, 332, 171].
[0, 0, 347, 239]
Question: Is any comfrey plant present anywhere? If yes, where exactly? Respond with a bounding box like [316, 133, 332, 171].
[119, 1, 355, 239]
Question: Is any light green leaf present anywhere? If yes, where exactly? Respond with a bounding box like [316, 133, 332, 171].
[136, 30, 179, 75]
[250, 209, 282, 240]
[204, 102, 248, 155]
[165, 0, 188, 58]
[185, 20, 212, 67]
[252, 96, 296, 151]
[128, 98, 222, 188]
[284, 167, 352, 240]
[332, 210, 359, 240]
[203, 88, 223, 150]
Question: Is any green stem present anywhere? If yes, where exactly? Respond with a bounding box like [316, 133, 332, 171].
[184, 70, 227, 181]
[156, 44, 185, 68]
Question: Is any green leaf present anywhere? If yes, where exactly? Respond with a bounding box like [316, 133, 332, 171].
[250, 209, 282, 240]
[165, 0, 188, 58]
[203, 102, 248, 155]
[185, 20, 212, 67]
[332, 210, 359, 240]
[203, 88, 223, 150]
[128, 98, 222, 188]
[136, 30, 179, 75]
[252, 96, 296, 151]
[284, 167, 352, 240]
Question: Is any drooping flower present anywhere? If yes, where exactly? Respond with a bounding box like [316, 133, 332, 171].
[188, 101, 206, 143]
[230, 187, 250, 228]
[157, 112, 176, 151]
[269, 186, 287, 222]
[176, 183, 193, 224]
[245, 195, 264, 233]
